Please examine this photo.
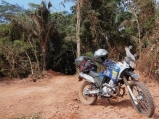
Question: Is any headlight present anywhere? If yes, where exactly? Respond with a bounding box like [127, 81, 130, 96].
[130, 61, 136, 69]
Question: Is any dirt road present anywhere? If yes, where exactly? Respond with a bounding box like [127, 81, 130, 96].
[0, 71, 159, 119]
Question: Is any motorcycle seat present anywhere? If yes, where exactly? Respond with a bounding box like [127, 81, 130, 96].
[89, 71, 100, 78]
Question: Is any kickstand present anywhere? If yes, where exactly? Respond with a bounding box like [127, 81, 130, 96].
[107, 99, 112, 105]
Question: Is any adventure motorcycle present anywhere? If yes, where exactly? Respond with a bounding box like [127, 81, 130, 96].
[75, 46, 154, 117]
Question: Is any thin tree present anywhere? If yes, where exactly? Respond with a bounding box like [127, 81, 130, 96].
[76, 0, 82, 57]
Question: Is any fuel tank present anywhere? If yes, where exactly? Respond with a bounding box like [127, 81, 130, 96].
[100, 62, 120, 82]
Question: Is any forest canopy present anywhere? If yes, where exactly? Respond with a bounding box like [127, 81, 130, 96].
[0, 0, 159, 79]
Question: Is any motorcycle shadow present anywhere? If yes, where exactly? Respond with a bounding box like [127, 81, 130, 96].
[153, 113, 159, 119]
[95, 98, 132, 108]
[95, 98, 158, 118]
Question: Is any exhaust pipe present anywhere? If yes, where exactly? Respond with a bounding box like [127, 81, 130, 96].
[79, 72, 95, 83]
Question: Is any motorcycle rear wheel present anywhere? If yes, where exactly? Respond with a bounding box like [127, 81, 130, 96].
[79, 81, 97, 105]
[129, 81, 154, 117]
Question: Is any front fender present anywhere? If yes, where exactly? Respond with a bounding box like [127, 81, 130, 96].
[125, 71, 140, 79]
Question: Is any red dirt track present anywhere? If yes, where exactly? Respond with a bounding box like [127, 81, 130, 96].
[0, 70, 159, 119]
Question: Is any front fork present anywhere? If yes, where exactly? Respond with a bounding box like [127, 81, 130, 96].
[123, 76, 138, 105]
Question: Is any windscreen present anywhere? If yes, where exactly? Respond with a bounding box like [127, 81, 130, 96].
[125, 47, 135, 61]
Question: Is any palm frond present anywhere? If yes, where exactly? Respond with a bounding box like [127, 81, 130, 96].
[118, 19, 131, 29]
[28, 13, 43, 33]
[48, 2, 52, 9]
[38, 1, 50, 23]
[45, 21, 55, 45]
[0, 13, 38, 36]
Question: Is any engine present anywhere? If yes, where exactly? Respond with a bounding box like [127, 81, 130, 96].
[102, 80, 117, 97]
[102, 85, 113, 97]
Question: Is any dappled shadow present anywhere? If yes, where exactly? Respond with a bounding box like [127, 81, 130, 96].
[111, 98, 132, 107]
[95, 97, 133, 108]
[95, 98, 110, 106]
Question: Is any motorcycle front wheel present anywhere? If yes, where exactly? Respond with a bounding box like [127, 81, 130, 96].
[79, 81, 97, 105]
[129, 81, 154, 117]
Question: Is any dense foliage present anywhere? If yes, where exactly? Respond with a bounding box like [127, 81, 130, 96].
[0, 0, 158, 79]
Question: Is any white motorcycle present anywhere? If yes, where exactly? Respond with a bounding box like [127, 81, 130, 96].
[75, 46, 154, 117]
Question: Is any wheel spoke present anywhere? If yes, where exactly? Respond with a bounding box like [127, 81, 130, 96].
[139, 100, 149, 112]
[129, 81, 154, 117]
[79, 82, 97, 105]
[132, 85, 149, 113]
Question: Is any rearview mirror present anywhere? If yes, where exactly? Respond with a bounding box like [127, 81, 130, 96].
[134, 54, 139, 60]
[128, 45, 133, 50]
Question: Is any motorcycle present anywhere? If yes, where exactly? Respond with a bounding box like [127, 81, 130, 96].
[75, 46, 154, 117]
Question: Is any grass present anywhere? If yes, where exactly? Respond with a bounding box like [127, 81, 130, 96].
[16, 115, 42, 119]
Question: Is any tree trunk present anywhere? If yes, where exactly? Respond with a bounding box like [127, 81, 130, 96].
[42, 47, 46, 71]
[28, 37, 40, 72]
[25, 51, 34, 75]
[76, 0, 82, 57]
